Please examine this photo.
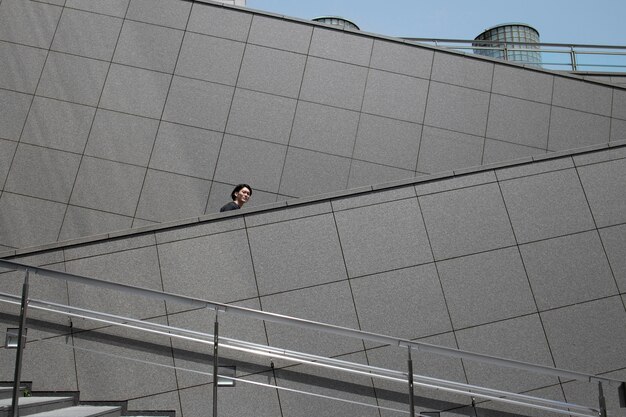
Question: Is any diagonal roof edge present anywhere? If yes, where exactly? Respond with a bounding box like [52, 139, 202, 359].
[2, 140, 625, 259]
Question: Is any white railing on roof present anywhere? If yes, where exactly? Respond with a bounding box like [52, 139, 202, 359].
[402, 38, 626, 73]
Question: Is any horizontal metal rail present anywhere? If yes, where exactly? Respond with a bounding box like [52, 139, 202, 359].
[401, 37, 626, 72]
[0, 259, 623, 389]
[0, 292, 600, 417]
[402, 38, 626, 50]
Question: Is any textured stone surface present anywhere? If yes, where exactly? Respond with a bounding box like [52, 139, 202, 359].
[58, 205, 132, 241]
[456, 315, 557, 393]
[354, 114, 422, 170]
[613, 88, 626, 120]
[278, 148, 351, 197]
[248, 213, 346, 294]
[362, 69, 429, 123]
[37, 52, 109, 107]
[577, 157, 626, 227]
[419, 183, 515, 260]
[72, 320, 178, 401]
[126, 0, 191, 29]
[370, 40, 433, 79]
[552, 77, 613, 116]
[0, 42, 48, 93]
[290, 101, 359, 157]
[248, 15, 312, 53]
[149, 122, 222, 179]
[261, 281, 363, 357]
[162, 76, 233, 131]
[300, 57, 368, 111]
[0, 192, 66, 246]
[520, 231, 617, 310]
[179, 373, 281, 417]
[499, 168, 595, 243]
[64, 0, 129, 18]
[85, 109, 158, 166]
[437, 247, 536, 329]
[0, 0, 62, 48]
[214, 134, 286, 193]
[548, 107, 610, 151]
[0, 139, 17, 187]
[0, 329, 78, 391]
[22, 97, 95, 153]
[100, 64, 171, 119]
[486, 94, 550, 149]
[51, 8, 122, 61]
[309, 28, 372, 66]
[347, 160, 415, 188]
[367, 333, 471, 413]
[226, 88, 297, 144]
[431, 52, 493, 92]
[70, 156, 146, 216]
[188, 2, 252, 42]
[175, 32, 245, 86]
[238, 45, 306, 99]
[274, 352, 379, 417]
[541, 297, 626, 374]
[482, 139, 544, 164]
[0, 90, 32, 141]
[417, 126, 484, 173]
[599, 224, 626, 292]
[335, 198, 432, 277]
[424, 82, 490, 137]
[491, 65, 553, 104]
[158, 229, 258, 304]
[5, 144, 81, 203]
[135, 170, 211, 222]
[113, 20, 184, 73]
[65, 245, 165, 319]
[351, 264, 451, 340]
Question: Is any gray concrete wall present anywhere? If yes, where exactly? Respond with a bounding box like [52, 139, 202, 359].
[1, 145, 625, 417]
[1, 0, 626, 249]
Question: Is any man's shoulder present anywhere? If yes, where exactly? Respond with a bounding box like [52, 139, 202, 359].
[220, 202, 240, 212]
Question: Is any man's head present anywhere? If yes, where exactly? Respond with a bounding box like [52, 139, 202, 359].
[231, 184, 252, 207]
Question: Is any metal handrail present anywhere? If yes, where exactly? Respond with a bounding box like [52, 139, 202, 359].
[0, 259, 623, 388]
[401, 37, 626, 72]
[0, 291, 602, 417]
[402, 38, 626, 50]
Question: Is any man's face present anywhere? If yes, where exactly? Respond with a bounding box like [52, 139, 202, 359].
[235, 187, 251, 206]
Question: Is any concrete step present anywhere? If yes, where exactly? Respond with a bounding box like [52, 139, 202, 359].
[28, 406, 121, 417]
[0, 384, 30, 401]
[0, 396, 74, 417]
[0, 388, 12, 401]
[0, 392, 157, 417]
[0, 386, 30, 401]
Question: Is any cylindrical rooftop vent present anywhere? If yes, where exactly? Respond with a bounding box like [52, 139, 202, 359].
[473, 23, 541, 67]
[312, 16, 360, 30]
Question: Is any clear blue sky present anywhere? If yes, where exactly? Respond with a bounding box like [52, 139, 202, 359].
[246, 0, 626, 46]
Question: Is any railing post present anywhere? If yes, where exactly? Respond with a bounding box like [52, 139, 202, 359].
[570, 46, 578, 71]
[598, 382, 607, 417]
[618, 381, 626, 408]
[407, 347, 415, 417]
[212, 310, 219, 417]
[12, 270, 30, 417]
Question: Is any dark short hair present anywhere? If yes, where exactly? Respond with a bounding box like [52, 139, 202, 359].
[231, 184, 252, 200]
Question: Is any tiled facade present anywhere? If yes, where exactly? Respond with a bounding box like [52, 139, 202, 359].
[1, 1, 626, 416]
[2, 145, 626, 416]
[1, 0, 625, 249]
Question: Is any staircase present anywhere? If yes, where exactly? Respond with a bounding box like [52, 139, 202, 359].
[0, 386, 167, 417]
